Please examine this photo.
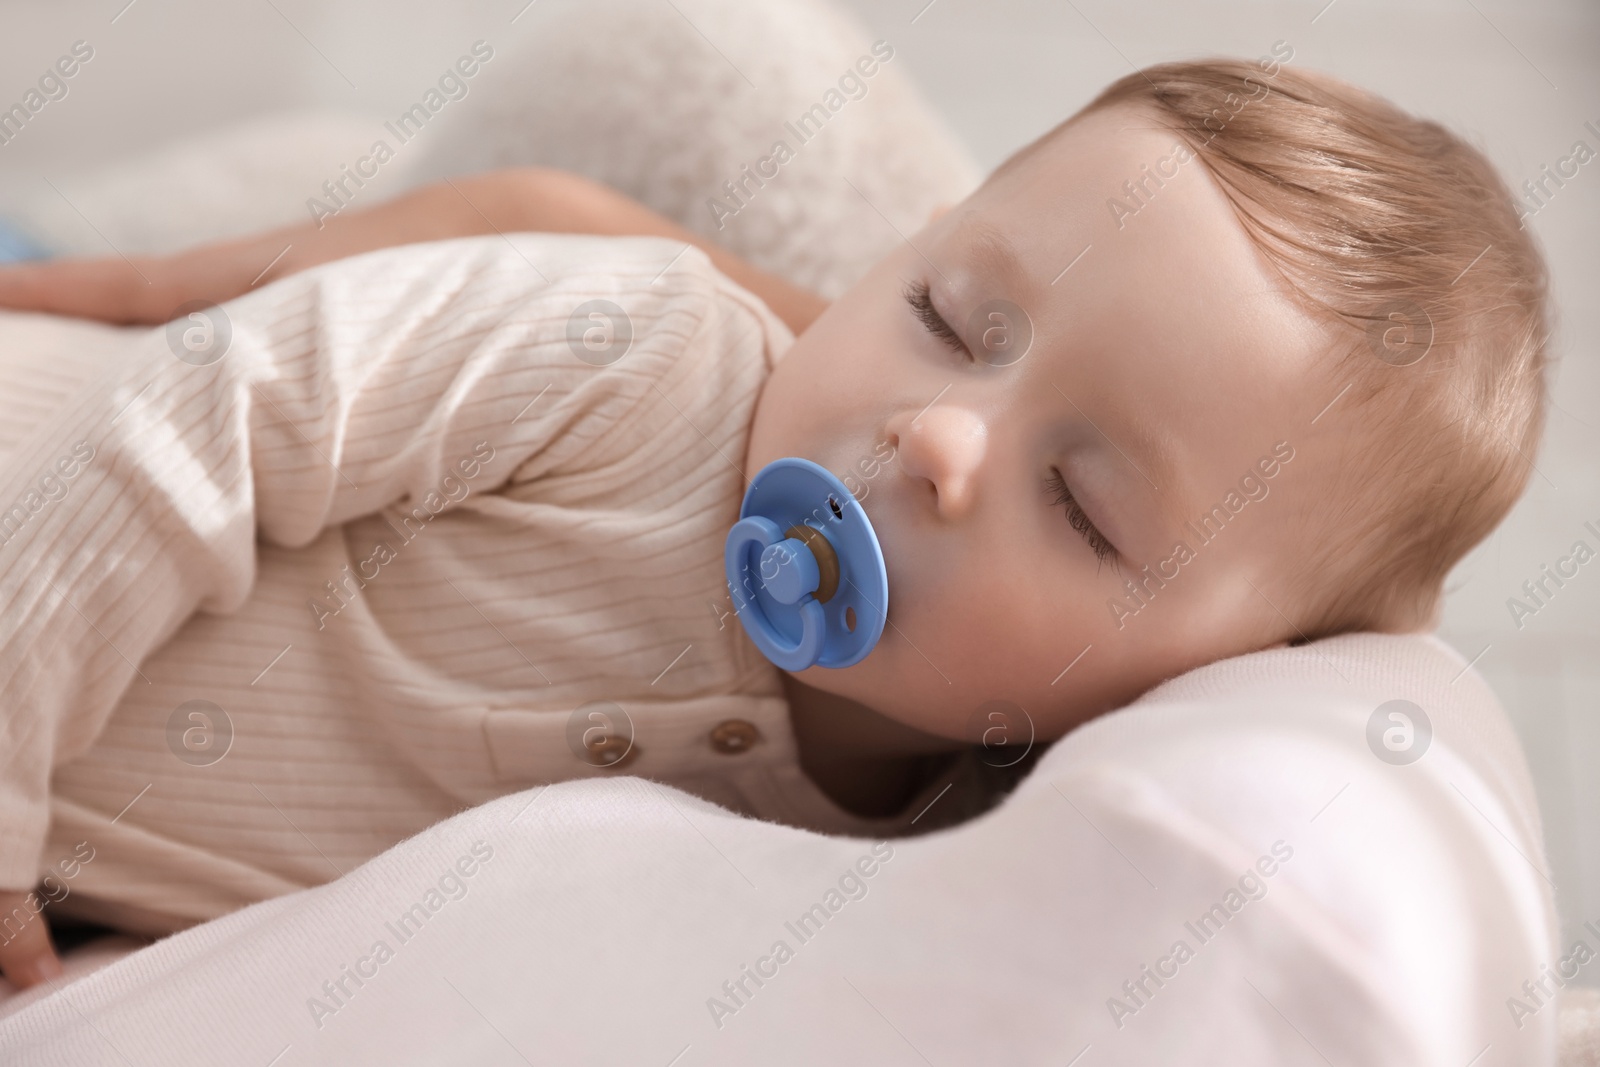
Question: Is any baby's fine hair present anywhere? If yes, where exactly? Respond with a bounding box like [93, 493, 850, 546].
[1000, 57, 1550, 638]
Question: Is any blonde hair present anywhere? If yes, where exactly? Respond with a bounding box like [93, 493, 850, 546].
[997, 59, 1550, 638]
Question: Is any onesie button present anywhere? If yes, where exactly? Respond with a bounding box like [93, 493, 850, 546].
[583, 733, 639, 770]
[709, 719, 761, 755]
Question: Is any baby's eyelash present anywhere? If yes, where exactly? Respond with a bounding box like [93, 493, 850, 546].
[902, 279, 966, 354]
[1046, 468, 1119, 568]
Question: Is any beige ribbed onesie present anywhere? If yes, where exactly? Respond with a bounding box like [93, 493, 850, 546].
[0, 234, 918, 937]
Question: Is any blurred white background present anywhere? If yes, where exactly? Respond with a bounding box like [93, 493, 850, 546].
[0, 0, 1595, 961]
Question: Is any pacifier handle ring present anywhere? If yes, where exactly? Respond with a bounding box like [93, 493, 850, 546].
[725, 517, 827, 671]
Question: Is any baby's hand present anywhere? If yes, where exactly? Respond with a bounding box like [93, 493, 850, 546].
[0, 255, 184, 325]
[0, 172, 566, 327]
[0, 174, 531, 326]
[0, 890, 64, 989]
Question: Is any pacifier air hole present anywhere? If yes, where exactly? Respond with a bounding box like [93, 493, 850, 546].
[828, 496, 843, 520]
[845, 606, 856, 632]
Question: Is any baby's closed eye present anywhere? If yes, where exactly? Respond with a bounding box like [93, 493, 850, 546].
[1045, 468, 1119, 567]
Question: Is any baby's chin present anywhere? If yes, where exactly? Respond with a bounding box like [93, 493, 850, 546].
[787, 662, 1037, 750]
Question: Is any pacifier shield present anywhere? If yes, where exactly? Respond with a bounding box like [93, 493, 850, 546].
[724, 457, 888, 670]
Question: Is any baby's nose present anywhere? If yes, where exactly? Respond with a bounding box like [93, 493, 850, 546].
[887, 404, 988, 520]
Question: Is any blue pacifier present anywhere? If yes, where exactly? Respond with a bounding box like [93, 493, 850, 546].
[724, 457, 888, 671]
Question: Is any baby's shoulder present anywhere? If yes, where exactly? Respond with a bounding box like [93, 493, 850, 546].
[369, 231, 783, 352]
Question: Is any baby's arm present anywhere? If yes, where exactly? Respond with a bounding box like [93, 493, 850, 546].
[0, 167, 827, 335]
[0, 233, 779, 989]
[0, 170, 814, 990]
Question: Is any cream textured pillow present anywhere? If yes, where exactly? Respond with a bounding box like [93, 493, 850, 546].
[408, 0, 982, 299]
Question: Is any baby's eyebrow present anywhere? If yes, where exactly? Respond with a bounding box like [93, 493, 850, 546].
[1062, 388, 1175, 504]
[1112, 415, 1174, 499]
[960, 220, 1027, 290]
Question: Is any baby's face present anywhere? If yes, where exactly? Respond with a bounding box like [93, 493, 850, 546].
[743, 102, 1344, 745]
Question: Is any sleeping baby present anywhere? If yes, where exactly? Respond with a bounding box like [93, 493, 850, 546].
[0, 57, 1547, 989]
